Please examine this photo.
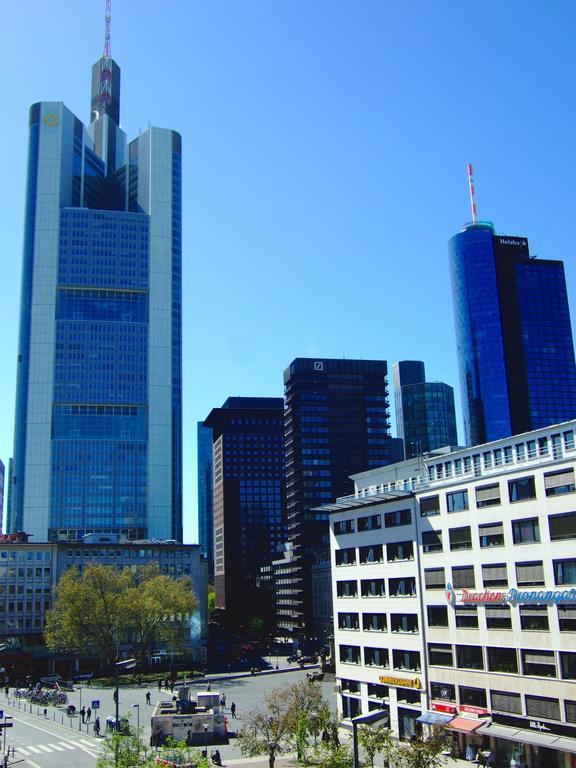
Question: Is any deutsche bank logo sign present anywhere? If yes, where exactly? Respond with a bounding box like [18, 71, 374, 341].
[314, 362, 324, 371]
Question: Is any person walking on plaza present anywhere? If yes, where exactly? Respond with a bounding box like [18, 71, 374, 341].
[230, 702, 236, 718]
[94, 717, 100, 737]
[86, 706, 91, 723]
[146, 691, 151, 705]
[80, 706, 86, 724]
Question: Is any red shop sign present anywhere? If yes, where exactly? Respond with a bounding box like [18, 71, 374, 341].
[460, 705, 490, 716]
[432, 702, 458, 714]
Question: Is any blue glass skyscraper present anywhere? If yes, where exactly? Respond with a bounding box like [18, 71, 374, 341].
[11, 46, 182, 542]
[393, 360, 458, 457]
[450, 222, 576, 446]
[197, 422, 214, 579]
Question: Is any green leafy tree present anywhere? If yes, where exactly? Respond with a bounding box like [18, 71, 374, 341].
[122, 565, 198, 663]
[45, 564, 197, 664]
[239, 680, 331, 759]
[96, 732, 208, 768]
[391, 729, 448, 768]
[358, 724, 393, 768]
[45, 565, 132, 662]
[315, 741, 354, 768]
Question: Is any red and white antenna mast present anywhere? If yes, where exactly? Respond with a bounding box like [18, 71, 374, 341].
[103, 0, 112, 59]
[467, 163, 478, 224]
[100, 0, 112, 109]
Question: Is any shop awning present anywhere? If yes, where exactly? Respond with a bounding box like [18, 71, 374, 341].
[551, 737, 576, 755]
[446, 716, 485, 733]
[476, 723, 558, 749]
[416, 711, 454, 726]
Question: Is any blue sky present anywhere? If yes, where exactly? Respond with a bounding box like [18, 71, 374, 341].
[2, 1, 575, 542]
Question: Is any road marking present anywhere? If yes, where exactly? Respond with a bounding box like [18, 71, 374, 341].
[60, 742, 76, 749]
[79, 738, 96, 746]
[23, 760, 42, 768]
[35, 744, 53, 752]
[48, 743, 66, 750]
[27, 746, 42, 754]
[18, 747, 31, 755]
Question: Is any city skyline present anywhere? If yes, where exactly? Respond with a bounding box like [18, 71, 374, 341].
[2, 2, 576, 541]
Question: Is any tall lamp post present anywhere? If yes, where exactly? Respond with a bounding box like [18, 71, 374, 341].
[78, 687, 82, 731]
[203, 723, 209, 758]
[114, 658, 136, 732]
[132, 704, 140, 760]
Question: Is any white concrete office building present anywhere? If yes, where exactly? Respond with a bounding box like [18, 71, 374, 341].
[328, 421, 576, 768]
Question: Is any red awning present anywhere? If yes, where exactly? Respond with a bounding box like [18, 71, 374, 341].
[446, 716, 485, 733]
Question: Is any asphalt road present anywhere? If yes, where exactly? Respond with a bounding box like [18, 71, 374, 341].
[0, 664, 335, 767]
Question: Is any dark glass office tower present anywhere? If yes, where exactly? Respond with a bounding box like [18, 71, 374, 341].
[450, 222, 576, 446]
[393, 360, 458, 458]
[203, 398, 286, 631]
[11, 47, 182, 541]
[283, 358, 403, 637]
[197, 422, 214, 580]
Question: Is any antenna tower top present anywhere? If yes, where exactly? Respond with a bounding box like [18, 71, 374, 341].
[103, 0, 112, 58]
[467, 164, 478, 223]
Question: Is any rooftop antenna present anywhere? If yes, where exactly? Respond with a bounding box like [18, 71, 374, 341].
[467, 163, 478, 223]
[104, 0, 112, 58]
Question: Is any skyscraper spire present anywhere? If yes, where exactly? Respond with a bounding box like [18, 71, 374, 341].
[104, 0, 112, 59]
[91, 0, 120, 128]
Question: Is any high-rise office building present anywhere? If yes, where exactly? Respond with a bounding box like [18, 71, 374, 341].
[283, 358, 403, 637]
[393, 360, 458, 458]
[203, 397, 286, 630]
[197, 422, 214, 579]
[450, 222, 576, 446]
[11, 37, 182, 542]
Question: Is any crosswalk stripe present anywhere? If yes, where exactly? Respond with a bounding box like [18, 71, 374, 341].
[60, 742, 76, 750]
[27, 746, 42, 754]
[18, 748, 30, 756]
[48, 743, 66, 751]
[79, 739, 95, 746]
[35, 745, 53, 753]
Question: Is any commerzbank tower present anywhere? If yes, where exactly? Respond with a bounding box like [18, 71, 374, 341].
[9, 7, 183, 543]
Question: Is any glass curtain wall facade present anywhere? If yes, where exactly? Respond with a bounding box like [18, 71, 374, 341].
[283, 358, 404, 637]
[393, 360, 458, 458]
[450, 223, 576, 446]
[197, 422, 214, 579]
[11, 54, 182, 542]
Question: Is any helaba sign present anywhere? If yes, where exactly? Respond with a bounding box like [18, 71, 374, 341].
[445, 583, 576, 607]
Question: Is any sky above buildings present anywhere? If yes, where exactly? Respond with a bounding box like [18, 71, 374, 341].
[2, 1, 575, 542]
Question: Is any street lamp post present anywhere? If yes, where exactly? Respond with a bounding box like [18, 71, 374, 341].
[203, 723, 209, 758]
[114, 658, 136, 732]
[132, 704, 140, 760]
[78, 687, 82, 731]
[2, 716, 12, 758]
[268, 740, 277, 768]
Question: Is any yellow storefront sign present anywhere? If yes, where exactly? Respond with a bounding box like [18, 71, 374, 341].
[378, 674, 421, 689]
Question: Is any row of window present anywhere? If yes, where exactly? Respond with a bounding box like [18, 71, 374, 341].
[425, 558, 576, 589]
[339, 644, 421, 672]
[335, 541, 413, 566]
[337, 576, 415, 599]
[427, 643, 576, 680]
[427, 603, 576, 632]
[431, 682, 574, 724]
[338, 611, 418, 633]
[420, 467, 574, 517]
[334, 509, 411, 535]
[426, 432, 575, 485]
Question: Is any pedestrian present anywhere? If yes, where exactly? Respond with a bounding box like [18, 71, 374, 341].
[4, 686, 8, 697]
[94, 717, 100, 737]
[206, 682, 211, 691]
[80, 706, 86, 724]
[87, 677, 92, 688]
[86, 706, 92, 723]
[146, 691, 151, 705]
[113, 689, 118, 703]
[158, 679, 162, 691]
[169, 680, 174, 693]
[230, 702, 236, 718]
[220, 694, 226, 707]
